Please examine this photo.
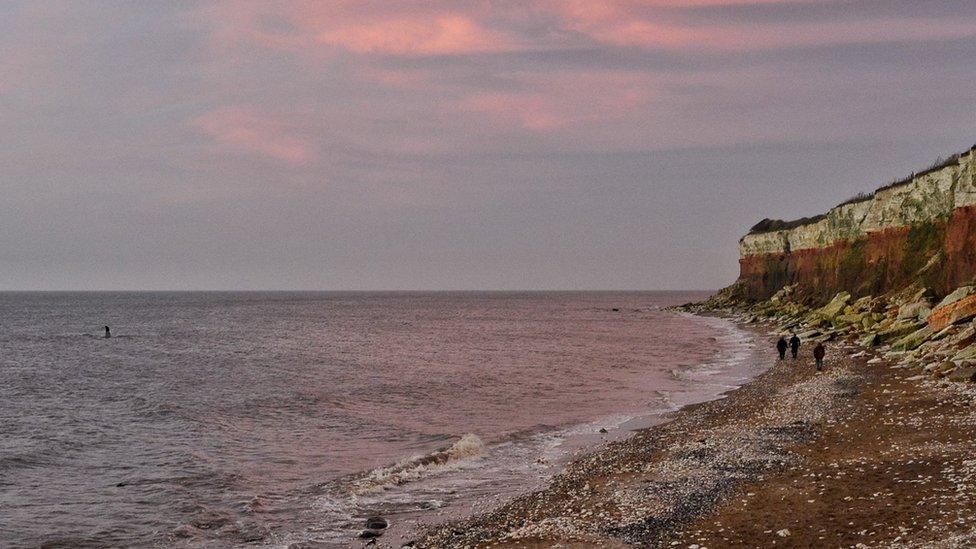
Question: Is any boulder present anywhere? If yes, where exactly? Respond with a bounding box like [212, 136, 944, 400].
[927, 294, 976, 332]
[898, 301, 932, 321]
[933, 361, 957, 378]
[931, 325, 957, 341]
[859, 332, 880, 347]
[875, 318, 895, 333]
[835, 313, 867, 327]
[949, 367, 976, 383]
[806, 316, 829, 328]
[892, 326, 934, 351]
[909, 287, 930, 304]
[952, 345, 976, 362]
[878, 320, 926, 343]
[936, 286, 975, 309]
[818, 292, 852, 319]
[952, 325, 976, 345]
[798, 330, 821, 340]
[852, 296, 874, 312]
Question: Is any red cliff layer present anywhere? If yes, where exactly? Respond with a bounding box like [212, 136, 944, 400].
[734, 146, 976, 303]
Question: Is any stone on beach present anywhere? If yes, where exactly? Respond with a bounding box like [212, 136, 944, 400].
[897, 301, 932, 322]
[859, 333, 880, 347]
[932, 361, 957, 378]
[892, 326, 934, 351]
[935, 286, 974, 310]
[877, 320, 925, 344]
[928, 293, 976, 332]
[948, 367, 976, 383]
[818, 292, 851, 319]
[952, 345, 976, 362]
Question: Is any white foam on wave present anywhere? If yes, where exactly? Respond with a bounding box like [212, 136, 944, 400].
[349, 434, 486, 495]
[286, 434, 491, 546]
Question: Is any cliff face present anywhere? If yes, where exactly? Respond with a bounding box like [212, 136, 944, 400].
[736, 146, 976, 302]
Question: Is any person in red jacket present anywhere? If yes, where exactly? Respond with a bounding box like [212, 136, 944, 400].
[813, 342, 826, 372]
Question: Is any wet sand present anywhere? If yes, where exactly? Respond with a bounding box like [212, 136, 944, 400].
[404, 319, 976, 548]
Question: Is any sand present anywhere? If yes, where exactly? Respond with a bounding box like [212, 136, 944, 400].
[401, 318, 976, 548]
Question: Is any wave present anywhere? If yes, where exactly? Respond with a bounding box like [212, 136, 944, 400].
[349, 434, 486, 495]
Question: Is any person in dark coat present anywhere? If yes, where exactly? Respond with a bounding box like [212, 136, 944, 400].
[789, 333, 801, 359]
[104, 326, 111, 338]
[776, 337, 788, 360]
[814, 342, 826, 371]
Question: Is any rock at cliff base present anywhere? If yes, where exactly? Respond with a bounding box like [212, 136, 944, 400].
[892, 326, 934, 351]
[861, 316, 880, 331]
[933, 361, 957, 378]
[954, 325, 976, 346]
[818, 292, 852, 319]
[949, 367, 976, 383]
[835, 312, 867, 327]
[953, 345, 976, 362]
[936, 286, 974, 309]
[878, 320, 925, 343]
[928, 294, 976, 332]
[909, 287, 930, 305]
[859, 333, 880, 347]
[931, 325, 958, 341]
[898, 301, 932, 321]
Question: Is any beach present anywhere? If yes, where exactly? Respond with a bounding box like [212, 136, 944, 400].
[410, 314, 976, 548]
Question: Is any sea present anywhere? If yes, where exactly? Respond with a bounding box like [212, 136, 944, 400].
[0, 291, 762, 548]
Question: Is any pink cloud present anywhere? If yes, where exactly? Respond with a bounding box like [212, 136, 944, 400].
[318, 13, 516, 56]
[192, 106, 314, 164]
[455, 72, 654, 131]
[195, 2, 519, 58]
[551, 1, 976, 51]
[356, 67, 432, 91]
[196, 1, 976, 62]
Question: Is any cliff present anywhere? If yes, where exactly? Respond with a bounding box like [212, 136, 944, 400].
[735, 145, 976, 303]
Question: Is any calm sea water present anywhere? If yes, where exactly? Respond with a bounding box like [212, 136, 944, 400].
[0, 292, 759, 548]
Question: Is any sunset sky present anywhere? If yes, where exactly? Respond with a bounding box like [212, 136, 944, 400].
[2, 1, 975, 290]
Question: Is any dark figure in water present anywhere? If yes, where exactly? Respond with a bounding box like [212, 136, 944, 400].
[104, 326, 111, 338]
[789, 333, 801, 359]
[776, 337, 788, 360]
[814, 342, 826, 371]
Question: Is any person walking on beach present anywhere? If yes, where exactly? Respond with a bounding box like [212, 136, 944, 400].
[776, 336, 788, 360]
[789, 333, 801, 359]
[814, 342, 826, 372]
[104, 326, 111, 338]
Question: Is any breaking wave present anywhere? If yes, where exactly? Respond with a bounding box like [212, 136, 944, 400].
[350, 434, 486, 495]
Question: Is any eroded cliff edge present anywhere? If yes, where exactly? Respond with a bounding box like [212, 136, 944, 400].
[734, 145, 976, 303]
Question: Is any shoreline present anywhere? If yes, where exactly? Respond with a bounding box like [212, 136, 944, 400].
[359, 311, 764, 548]
[406, 310, 976, 547]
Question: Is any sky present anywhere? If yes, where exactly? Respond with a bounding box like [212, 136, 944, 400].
[1, 1, 975, 291]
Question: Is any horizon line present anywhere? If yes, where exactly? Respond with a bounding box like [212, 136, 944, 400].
[0, 288, 719, 293]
